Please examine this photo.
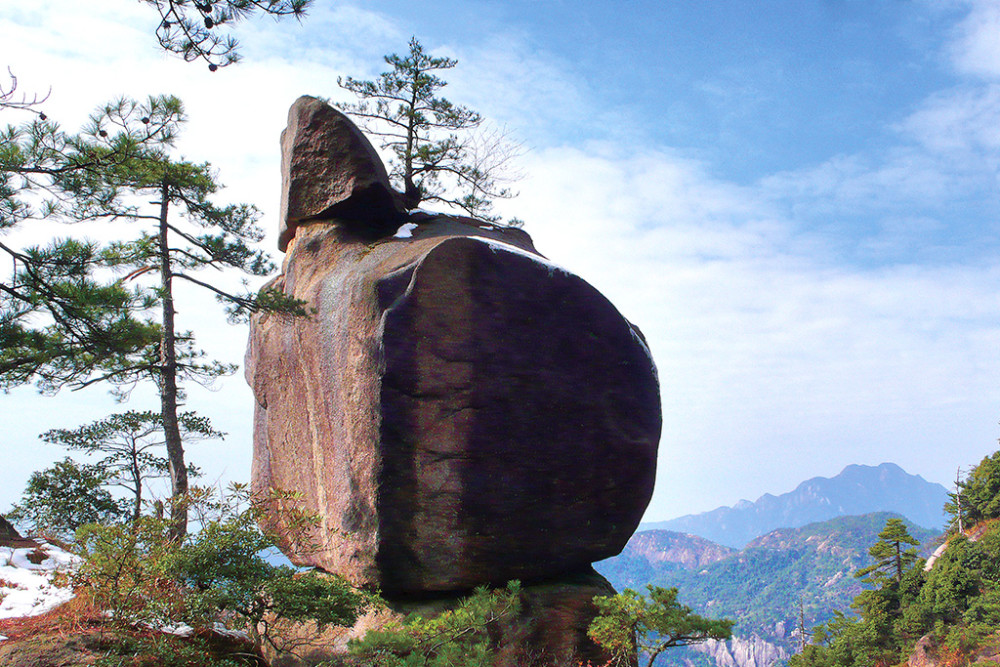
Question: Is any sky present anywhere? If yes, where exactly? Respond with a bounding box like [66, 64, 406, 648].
[3, 0, 1000, 523]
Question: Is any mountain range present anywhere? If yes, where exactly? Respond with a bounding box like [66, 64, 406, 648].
[597, 513, 941, 667]
[595, 462, 951, 667]
[640, 462, 949, 548]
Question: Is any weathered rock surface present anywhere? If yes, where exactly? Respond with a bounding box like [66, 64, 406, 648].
[0, 515, 38, 549]
[261, 569, 622, 667]
[908, 635, 936, 667]
[278, 96, 405, 251]
[906, 633, 1000, 667]
[691, 634, 788, 667]
[498, 569, 626, 667]
[246, 215, 661, 594]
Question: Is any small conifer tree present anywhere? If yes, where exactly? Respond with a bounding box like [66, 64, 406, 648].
[40, 411, 219, 523]
[855, 518, 920, 587]
[336, 37, 520, 222]
[589, 585, 734, 667]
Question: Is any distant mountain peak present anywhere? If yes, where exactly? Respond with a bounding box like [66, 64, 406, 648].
[641, 462, 948, 548]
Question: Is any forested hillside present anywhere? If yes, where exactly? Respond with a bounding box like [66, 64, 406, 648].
[792, 451, 1000, 667]
[597, 513, 940, 666]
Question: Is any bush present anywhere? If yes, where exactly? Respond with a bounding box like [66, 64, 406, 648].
[70, 484, 370, 663]
[8, 458, 127, 539]
[348, 581, 521, 667]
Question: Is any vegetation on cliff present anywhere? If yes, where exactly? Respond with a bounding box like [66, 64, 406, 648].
[598, 512, 939, 662]
[792, 451, 1000, 667]
[335, 37, 520, 222]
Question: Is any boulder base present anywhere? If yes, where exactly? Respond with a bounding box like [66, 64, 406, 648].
[260, 569, 622, 667]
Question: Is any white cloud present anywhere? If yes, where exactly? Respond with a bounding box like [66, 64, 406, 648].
[440, 33, 600, 145]
[949, 0, 1000, 80]
[503, 141, 1000, 517]
[900, 84, 1000, 158]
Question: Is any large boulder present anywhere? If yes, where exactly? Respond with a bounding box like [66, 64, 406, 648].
[278, 96, 405, 251]
[246, 215, 661, 594]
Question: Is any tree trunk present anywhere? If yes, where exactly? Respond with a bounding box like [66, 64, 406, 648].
[130, 445, 142, 524]
[956, 468, 965, 533]
[402, 85, 420, 209]
[157, 181, 188, 539]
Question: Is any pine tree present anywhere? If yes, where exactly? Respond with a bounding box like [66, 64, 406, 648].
[792, 519, 927, 667]
[3, 0, 316, 540]
[947, 466, 967, 533]
[948, 452, 1000, 527]
[40, 411, 221, 523]
[348, 581, 521, 666]
[2, 94, 180, 389]
[143, 0, 311, 70]
[336, 37, 519, 222]
[2, 95, 305, 537]
[856, 518, 920, 587]
[589, 585, 734, 667]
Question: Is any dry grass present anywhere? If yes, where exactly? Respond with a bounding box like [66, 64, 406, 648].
[0, 593, 109, 643]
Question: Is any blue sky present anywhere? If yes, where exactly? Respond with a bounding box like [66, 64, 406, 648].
[3, 0, 1000, 523]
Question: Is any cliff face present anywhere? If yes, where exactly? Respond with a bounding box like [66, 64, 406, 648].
[627, 530, 736, 570]
[691, 634, 788, 667]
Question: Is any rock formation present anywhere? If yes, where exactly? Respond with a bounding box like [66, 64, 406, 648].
[278, 96, 406, 250]
[247, 97, 661, 665]
[262, 569, 618, 667]
[0, 515, 38, 549]
[692, 634, 788, 667]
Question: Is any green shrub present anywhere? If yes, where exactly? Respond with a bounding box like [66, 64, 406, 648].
[348, 581, 521, 667]
[8, 458, 127, 539]
[71, 484, 370, 663]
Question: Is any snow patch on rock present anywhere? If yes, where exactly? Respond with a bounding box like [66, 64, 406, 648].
[475, 237, 568, 275]
[393, 222, 419, 239]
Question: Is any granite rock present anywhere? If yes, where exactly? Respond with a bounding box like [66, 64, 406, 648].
[278, 96, 405, 251]
[246, 215, 660, 594]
